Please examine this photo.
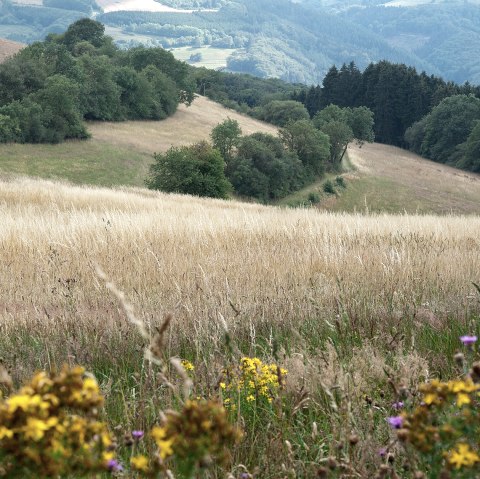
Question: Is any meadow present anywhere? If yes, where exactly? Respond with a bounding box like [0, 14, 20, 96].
[0, 96, 277, 188]
[1, 176, 480, 477]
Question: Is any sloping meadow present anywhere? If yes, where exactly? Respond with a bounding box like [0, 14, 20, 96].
[1, 176, 480, 476]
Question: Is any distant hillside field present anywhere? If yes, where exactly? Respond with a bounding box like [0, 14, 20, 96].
[278, 142, 480, 215]
[0, 38, 23, 62]
[0, 95, 277, 186]
[326, 144, 480, 215]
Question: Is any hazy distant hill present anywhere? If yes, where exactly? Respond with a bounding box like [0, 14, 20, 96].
[1, 0, 479, 84]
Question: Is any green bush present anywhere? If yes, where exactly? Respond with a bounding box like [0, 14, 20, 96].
[335, 176, 346, 188]
[323, 180, 336, 195]
[307, 191, 321, 204]
[146, 142, 232, 199]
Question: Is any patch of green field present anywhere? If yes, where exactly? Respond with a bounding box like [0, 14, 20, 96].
[170, 46, 238, 70]
[0, 140, 152, 187]
[325, 175, 426, 214]
[280, 174, 469, 214]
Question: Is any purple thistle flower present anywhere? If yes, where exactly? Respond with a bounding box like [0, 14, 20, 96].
[107, 459, 123, 472]
[392, 401, 404, 410]
[387, 416, 403, 429]
[460, 335, 478, 345]
[132, 430, 144, 440]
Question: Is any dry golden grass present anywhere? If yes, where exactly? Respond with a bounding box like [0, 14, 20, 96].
[88, 96, 278, 155]
[2, 175, 479, 360]
[0, 38, 24, 63]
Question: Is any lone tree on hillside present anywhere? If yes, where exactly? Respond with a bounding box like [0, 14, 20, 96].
[210, 118, 242, 160]
[146, 142, 232, 199]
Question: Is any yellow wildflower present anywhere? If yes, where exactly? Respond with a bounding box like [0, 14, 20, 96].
[448, 443, 480, 469]
[23, 417, 58, 441]
[131, 455, 149, 471]
[456, 393, 471, 407]
[0, 426, 13, 440]
[6, 394, 35, 413]
[423, 393, 438, 405]
[181, 360, 195, 372]
[246, 394, 255, 402]
[83, 377, 100, 393]
[151, 426, 174, 459]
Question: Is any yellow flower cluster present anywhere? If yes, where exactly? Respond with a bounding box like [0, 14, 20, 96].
[129, 399, 242, 475]
[0, 366, 115, 477]
[396, 377, 480, 473]
[448, 443, 480, 469]
[222, 357, 287, 405]
[181, 359, 195, 372]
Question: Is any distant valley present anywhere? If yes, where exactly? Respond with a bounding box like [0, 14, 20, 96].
[1, 0, 480, 84]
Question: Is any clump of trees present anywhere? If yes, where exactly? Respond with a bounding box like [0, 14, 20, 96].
[148, 110, 374, 202]
[0, 18, 195, 144]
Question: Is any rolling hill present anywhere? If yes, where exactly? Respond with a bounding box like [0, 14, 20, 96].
[0, 95, 277, 187]
[278, 142, 480, 215]
[0, 91, 479, 214]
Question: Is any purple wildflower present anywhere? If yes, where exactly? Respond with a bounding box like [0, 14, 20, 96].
[387, 416, 403, 429]
[392, 401, 404, 410]
[378, 447, 387, 457]
[460, 335, 478, 345]
[107, 459, 123, 472]
[132, 430, 144, 440]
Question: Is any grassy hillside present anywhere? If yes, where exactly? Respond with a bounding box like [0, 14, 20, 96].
[1, 92, 479, 214]
[0, 95, 277, 186]
[0, 38, 23, 62]
[1, 175, 480, 477]
[278, 143, 480, 215]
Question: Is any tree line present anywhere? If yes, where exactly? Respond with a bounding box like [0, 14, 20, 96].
[292, 61, 480, 172]
[0, 19, 195, 143]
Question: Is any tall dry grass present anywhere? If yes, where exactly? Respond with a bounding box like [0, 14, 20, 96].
[1, 176, 479, 353]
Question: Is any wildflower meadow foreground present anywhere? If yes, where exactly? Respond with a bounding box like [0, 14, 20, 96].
[2, 326, 480, 478]
[2, 179, 480, 478]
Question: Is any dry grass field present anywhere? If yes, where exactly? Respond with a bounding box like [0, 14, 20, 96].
[283, 142, 480, 215]
[347, 143, 480, 214]
[88, 95, 278, 155]
[0, 38, 24, 63]
[2, 175, 479, 362]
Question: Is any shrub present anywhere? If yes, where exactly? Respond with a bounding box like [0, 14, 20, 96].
[146, 141, 232, 199]
[323, 179, 336, 195]
[335, 176, 346, 188]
